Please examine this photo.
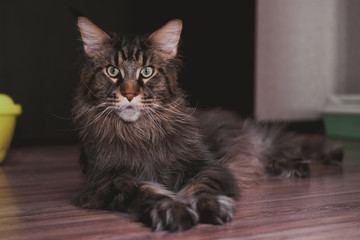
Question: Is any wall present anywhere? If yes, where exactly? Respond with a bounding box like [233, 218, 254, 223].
[255, 0, 359, 121]
[338, 0, 360, 93]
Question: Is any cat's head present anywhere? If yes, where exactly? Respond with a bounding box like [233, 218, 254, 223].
[76, 16, 183, 122]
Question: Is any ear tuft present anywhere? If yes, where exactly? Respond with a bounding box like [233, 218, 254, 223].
[149, 19, 183, 58]
[77, 16, 110, 55]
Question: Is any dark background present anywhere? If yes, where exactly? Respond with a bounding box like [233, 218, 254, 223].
[0, 0, 255, 145]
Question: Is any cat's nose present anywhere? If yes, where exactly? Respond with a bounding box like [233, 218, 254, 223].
[120, 81, 139, 102]
[122, 93, 137, 102]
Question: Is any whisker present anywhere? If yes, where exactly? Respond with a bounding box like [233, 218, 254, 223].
[75, 102, 108, 119]
[75, 104, 116, 133]
[143, 108, 167, 137]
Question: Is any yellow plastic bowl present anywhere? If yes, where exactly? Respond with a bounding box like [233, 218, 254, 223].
[0, 94, 21, 164]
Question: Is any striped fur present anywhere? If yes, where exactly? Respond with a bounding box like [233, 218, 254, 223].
[72, 17, 343, 232]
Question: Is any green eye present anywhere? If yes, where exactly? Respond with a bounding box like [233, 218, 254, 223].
[140, 66, 154, 78]
[107, 66, 120, 78]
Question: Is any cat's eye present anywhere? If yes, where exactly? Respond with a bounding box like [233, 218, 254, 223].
[140, 66, 154, 78]
[107, 66, 120, 78]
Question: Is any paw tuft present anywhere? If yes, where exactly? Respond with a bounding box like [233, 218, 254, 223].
[196, 195, 235, 225]
[150, 199, 198, 232]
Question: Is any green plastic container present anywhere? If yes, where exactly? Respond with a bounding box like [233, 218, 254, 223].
[0, 94, 22, 164]
[322, 95, 360, 140]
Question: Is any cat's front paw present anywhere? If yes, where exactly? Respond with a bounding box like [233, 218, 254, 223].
[148, 198, 199, 232]
[195, 195, 235, 225]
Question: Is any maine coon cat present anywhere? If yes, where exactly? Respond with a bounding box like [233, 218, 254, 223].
[72, 16, 343, 232]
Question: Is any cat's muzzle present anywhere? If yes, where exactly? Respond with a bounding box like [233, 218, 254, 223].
[117, 106, 141, 122]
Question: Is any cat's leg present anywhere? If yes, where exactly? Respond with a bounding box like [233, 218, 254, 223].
[263, 134, 343, 178]
[300, 135, 343, 164]
[73, 175, 198, 232]
[264, 157, 311, 178]
[113, 179, 199, 232]
[177, 165, 239, 225]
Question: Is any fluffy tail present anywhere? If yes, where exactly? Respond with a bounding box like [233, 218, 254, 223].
[197, 108, 343, 187]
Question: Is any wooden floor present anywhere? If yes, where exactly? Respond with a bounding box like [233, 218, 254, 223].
[1, 141, 360, 240]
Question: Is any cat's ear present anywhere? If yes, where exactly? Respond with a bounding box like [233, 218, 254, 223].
[149, 19, 182, 58]
[77, 16, 110, 55]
